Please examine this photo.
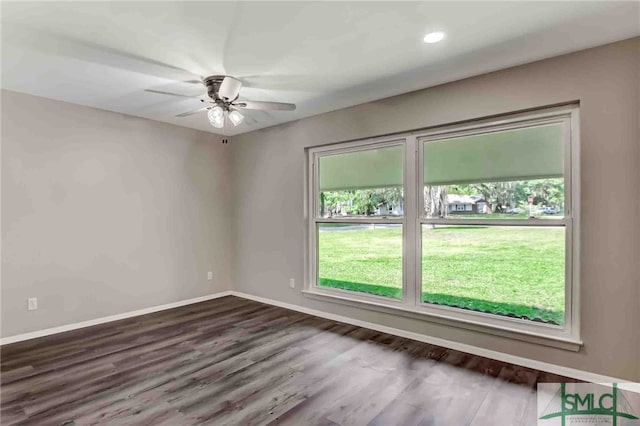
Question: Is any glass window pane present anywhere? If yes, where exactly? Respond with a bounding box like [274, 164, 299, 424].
[421, 225, 565, 324]
[318, 223, 402, 299]
[424, 178, 564, 219]
[422, 123, 565, 219]
[319, 145, 403, 218]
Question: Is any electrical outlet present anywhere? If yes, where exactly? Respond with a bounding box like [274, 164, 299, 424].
[289, 278, 295, 289]
[28, 297, 38, 311]
[207, 271, 213, 281]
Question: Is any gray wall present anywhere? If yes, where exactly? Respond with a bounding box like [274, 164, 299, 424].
[1, 90, 232, 337]
[230, 38, 640, 380]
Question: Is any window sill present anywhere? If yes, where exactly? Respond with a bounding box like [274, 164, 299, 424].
[302, 288, 582, 352]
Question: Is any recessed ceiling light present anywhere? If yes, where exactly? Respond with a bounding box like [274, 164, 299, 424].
[423, 31, 445, 44]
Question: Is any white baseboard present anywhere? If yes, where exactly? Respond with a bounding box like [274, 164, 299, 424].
[1, 289, 633, 388]
[0, 291, 233, 345]
[229, 291, 633, 386]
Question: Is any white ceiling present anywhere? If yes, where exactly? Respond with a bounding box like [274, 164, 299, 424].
[2, 1, 638, 136]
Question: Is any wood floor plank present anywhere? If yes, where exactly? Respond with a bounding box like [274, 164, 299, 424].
[1, 295, 579, 426]
[469, 365, 539, 426]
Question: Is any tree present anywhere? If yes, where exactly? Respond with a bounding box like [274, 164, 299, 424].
[444, 178, 564, 212]
[525, 179, 564, 207]
[424, 185, 448, 217]
[320, 187, 404, 216]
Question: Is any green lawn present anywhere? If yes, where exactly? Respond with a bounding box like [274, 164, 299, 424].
[318, 225, 565, 324]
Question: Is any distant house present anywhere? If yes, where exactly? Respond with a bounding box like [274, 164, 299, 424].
[446, 194, 487, 215]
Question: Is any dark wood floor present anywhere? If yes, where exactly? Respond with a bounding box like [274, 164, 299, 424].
[1, 296, 577, 426]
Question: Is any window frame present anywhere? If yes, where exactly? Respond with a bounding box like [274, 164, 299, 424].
[309, 137, 410, 306]
[305, 105, 580, 350]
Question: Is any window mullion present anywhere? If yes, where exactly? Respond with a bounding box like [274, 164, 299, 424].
[404, 136, 418, 307]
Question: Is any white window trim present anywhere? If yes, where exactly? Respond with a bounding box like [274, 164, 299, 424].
[305, 105, 581, 351]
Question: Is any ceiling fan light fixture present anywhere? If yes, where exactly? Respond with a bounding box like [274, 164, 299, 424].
[208, 106, 225, 128]
[228, 109, 245, 126]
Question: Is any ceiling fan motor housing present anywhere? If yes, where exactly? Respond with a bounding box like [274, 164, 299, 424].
[203, 75, 226, 102]
[203, 75, 241, 104]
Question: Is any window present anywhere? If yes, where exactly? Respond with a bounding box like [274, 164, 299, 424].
[307, 106, 580, 348]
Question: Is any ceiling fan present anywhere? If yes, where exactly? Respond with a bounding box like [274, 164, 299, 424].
[146, 75, 296, 129]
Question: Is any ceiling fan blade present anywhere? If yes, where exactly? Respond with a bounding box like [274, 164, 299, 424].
[218, 76, 242, 101]
[183, 79, 204, 85]
[146, 89, 206, 99]
[3, 24, 203, 83]
[243, 114, 258, 125]
[176, 107, 209, 117]
[234, 100, 296, 111]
